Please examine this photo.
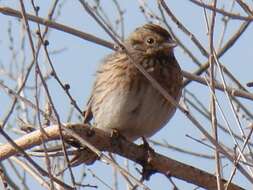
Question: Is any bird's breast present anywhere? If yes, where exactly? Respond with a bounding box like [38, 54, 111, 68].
[91, 55, 182, 141]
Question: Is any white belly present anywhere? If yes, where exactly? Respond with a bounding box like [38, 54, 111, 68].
[93, 85, 176, 141]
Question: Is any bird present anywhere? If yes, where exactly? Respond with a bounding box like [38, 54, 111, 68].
[84, 24, 183, 142]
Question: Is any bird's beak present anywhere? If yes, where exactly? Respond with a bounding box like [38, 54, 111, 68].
[146, 40, 177, 56]
[163, 40, 177, 49]
[158, 40, 177, 55]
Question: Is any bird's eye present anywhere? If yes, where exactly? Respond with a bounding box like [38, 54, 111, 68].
[146, 37, 155, 45]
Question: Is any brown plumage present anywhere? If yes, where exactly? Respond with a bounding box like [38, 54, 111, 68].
[86, 24, 183, 141]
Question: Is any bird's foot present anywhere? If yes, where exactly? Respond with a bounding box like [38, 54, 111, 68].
[110, 128, 128, 147]
[139, 137, 156, 181]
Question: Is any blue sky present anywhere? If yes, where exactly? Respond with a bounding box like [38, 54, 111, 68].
[0, 0, 253, 189]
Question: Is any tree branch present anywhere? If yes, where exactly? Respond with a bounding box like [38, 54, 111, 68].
[0, 124, 244, 190]
[0, 6, 115, 50]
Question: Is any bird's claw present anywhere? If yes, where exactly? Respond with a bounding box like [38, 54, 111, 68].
[139, 137, 156, 181]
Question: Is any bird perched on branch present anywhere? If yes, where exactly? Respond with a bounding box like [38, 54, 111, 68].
[85, 24, 183, 141]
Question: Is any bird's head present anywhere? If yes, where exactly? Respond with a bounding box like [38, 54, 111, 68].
[125, 24, 177, 58]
